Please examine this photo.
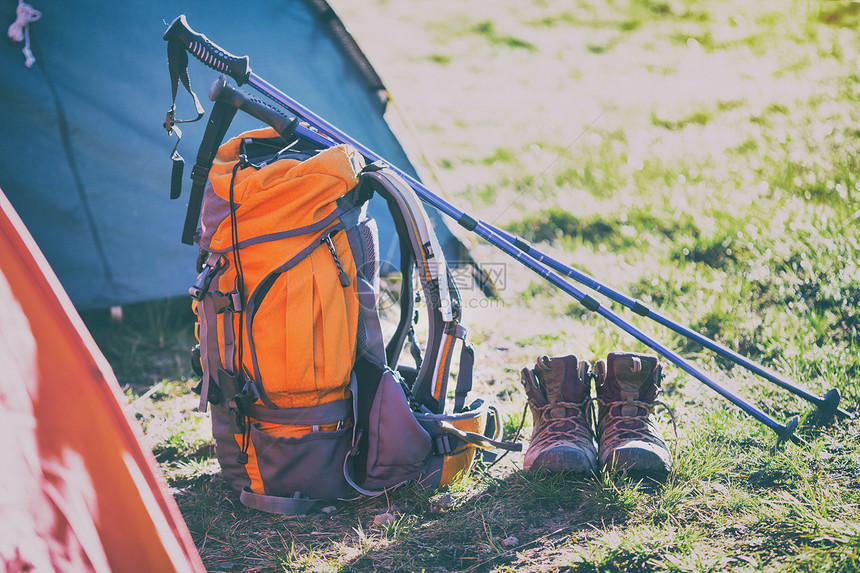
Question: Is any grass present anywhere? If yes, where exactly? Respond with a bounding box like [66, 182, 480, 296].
[78, 0, 860, 571]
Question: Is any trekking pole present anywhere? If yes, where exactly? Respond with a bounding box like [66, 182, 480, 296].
[489, 228, 852, 423]
[165, 16, 807, 447]
[183, 1, 845, 422]
[204, 77, 804, 448]
[198, 64, 850, 426]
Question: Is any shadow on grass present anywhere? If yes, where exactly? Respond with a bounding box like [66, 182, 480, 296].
[170, 465, 673, 573]
[328, 469, 648, 573]
[164, 410, 860, 573]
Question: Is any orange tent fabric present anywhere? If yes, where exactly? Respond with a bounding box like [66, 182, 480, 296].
[0, 188, 203, 572]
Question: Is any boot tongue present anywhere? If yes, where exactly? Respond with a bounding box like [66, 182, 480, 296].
[607, 354, 658, 417]
[542, 356, 585, 418]
[612, 355, 651, 401]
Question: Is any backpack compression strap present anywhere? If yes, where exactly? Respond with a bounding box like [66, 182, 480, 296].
[239, 489, 320, 515]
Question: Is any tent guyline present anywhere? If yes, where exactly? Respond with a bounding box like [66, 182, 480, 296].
[164, 15, 850, 447]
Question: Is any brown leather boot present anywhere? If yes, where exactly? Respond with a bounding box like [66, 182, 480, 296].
[521, 355, 597, 474]
[595, 352, 672, 480]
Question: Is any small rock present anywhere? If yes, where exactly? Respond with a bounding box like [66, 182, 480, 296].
[373, 512, 395, 527]
[500, 536, 519, 548]
[321, 506, 337, 514]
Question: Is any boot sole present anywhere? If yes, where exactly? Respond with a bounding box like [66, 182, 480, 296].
[526, 447, 598, 475]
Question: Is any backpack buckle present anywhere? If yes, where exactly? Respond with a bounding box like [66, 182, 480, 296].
[189, 162, 211, 184]
[349, 428, 364, 456]
[190, 260, 222, 300]
[433, 434, 452, 455]
[211, 290, 243, 313]
[233, 380, 260, 418]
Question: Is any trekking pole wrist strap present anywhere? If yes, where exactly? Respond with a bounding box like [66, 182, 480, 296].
[164, 32, 206, 201]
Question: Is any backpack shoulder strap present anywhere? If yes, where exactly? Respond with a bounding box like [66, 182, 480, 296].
[358, 165, 470, 414]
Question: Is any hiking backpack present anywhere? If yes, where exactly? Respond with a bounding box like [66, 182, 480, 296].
[188, 126, 518, 514]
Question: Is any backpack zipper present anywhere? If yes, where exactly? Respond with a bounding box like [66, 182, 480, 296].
[322, 230, 351, 287]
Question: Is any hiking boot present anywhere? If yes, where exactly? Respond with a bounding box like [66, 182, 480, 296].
[595, 352, 672, 480]
[521, 355, 597, 474]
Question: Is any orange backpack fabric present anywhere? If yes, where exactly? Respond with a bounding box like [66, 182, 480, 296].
[197, 128, 361, 429]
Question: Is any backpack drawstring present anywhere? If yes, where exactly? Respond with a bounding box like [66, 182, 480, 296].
[229, 158, 257, 463]
[323, 230, 351, 287]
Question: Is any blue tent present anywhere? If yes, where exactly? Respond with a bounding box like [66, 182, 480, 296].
[0, 0, 468, 309]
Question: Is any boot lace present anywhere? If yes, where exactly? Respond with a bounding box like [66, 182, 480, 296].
[598, 398, 677, 450]
[532, 397, 595, 446]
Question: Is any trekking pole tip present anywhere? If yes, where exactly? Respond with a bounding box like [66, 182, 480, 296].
[776, 415, 802, 448]
[811, 388, 847, 426]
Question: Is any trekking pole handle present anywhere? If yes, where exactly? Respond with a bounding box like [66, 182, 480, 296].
[209, 75, 297, 137]
[163, 15, 251, 86]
